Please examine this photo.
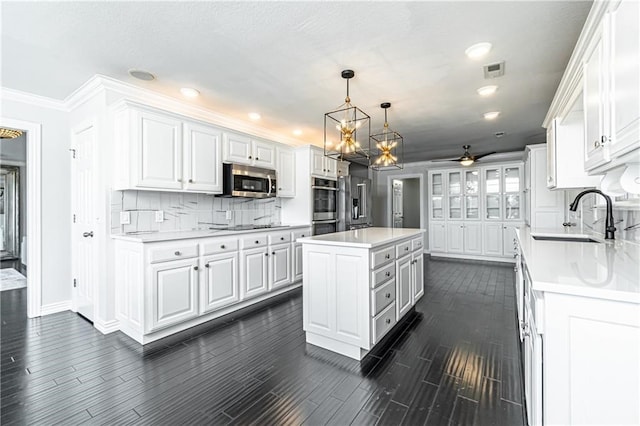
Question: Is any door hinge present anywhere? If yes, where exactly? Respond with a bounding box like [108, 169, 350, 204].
[73, 278, 77, 288]
[69, 148, 76, 159]
[73, 214, 76, 223]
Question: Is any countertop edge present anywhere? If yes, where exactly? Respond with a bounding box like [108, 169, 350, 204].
[299, 229, 425, 249]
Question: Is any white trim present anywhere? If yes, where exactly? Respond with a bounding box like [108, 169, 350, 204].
[94, 319, 120, 334]
[0, 159, 26, 167]
[430, 252, 514, 264]
[386, 173, 425, 229]
[0, 117, 42, 318]
[1, 87, 68, 111]
[40, 300, 71, 316]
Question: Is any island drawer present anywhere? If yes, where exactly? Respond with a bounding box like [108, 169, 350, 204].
[241, 235, 268, 249]
[372, 302, 397, 345]
[371, 279, 395, 316]
[292, 229, 311, 242]
[202, 238, 238, 255]
[372, 263, 395, 288]
[412, 237, 423, 251]
[396, 240, 412, 257]
[268, 232, 291, 245]
[149, 244, 198, 263]
[371, 246, 395, 269]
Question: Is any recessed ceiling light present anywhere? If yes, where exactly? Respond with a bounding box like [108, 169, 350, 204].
[465, 42, 492, 59]
[180, 87, 200, 98]
[128, 69, 155, 81]
[293, 129, 303, 136]
[477, 85, 498, 96]
[484, 111, 500, 120]
[248, 112, 261, 120]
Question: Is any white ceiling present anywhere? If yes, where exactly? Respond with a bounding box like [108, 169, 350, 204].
[1, 1, 592, 163]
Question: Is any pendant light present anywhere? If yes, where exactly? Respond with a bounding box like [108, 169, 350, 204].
[0, 128, 23, 139]
[324, 70, 371, 166]
[370, 103, 403, 170]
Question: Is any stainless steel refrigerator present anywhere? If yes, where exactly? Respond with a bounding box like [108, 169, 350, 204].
[337, 175, 372, 231]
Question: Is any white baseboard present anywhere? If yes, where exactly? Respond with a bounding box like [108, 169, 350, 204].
[430, 252, 515, 263]
[40, 300, 71, 316]
[94, 319, 120, 334]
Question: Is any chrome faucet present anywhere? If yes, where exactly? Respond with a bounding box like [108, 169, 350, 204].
[569, 189, 616, 239]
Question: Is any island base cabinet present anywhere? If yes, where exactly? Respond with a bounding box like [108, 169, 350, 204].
[396, 255, 413, 319]
[543, 293, 640, 426]
[148, 258, 199, 333]
[201, 252, 239, 314]
[412, 251, 424, 301]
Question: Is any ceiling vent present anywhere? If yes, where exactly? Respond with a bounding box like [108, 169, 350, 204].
[484, 61, 505, 79]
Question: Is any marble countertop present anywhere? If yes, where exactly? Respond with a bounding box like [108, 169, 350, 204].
[298, 227, 425, 249]
[111, 224, 310, 243]
[517, 226, 640, 304]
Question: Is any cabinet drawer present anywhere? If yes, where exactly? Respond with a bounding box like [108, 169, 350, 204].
[268, 232, 291, 245]
[371, 263, 395, 288]
[396, 240, 412, 257]
[202, 238, 238, 255]
[371, 246, 395, 269]
[372, 302, 397, 345]
[371, 279, 396, 316]
[412, 237, 423, 251]
[149, 244, 198, 263]
[292, 229, 311, 242]
[240, 234, 268, 249]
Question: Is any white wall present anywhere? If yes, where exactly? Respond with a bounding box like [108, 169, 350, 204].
[1, 98, 71, 307]
[372, 163, 428, 229]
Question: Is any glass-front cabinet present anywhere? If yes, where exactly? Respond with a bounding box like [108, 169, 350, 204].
[484, 168, 502, 220]
[430, 171, 445, 220]
[448, 171, 462, 220]
[463, 169, 480, 220]
[503, 166, 522, 221]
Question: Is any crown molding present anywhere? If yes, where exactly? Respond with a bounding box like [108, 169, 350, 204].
[1, 87, 69, 111]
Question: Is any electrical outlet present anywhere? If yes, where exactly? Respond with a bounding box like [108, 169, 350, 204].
[119, 211, 131, 225]
[155, 210, 164, 223]
[226, 210, 233, 220]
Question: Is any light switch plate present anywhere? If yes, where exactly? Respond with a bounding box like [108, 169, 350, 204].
[120, 211, 131, 225]
[155, 210, 164, 223]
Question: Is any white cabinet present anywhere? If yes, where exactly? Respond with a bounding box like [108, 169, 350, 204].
[411, 251, 424, 302]
[113, 101, 223, 193]
[429, 222, 446, 252]
[276, 147, 295, 197]
[223, 133, 276, 169]
[269, 243, 292, 290]
[447, 222, 481, 255]
[502, 223, 523, 257]
[201, 252, 239, 314]
[240, 246, 269, 299]
[429, 171, 446, 220]
[292, 229, 310, 282]
[149, 258, 199, 332]
[463, 169, 481, 220]
[526, 145, 567, 229]
[310, 148, 338, 179]
[447, 222, 464, 253]
[483, 222, 504, 257]
[395, 254, 413, 318]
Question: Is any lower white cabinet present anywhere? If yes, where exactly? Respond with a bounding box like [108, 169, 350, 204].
[241, 246, 269, 299]
[396, 254, 413, 318]
[149, 258, 199, 332]
[483, 222, 524, 257]
[447, 222, 465, 253]
[502, 223, 523, 257]
[269, 243, 292, 289]
[201, 252, 239, 314]
[448, 222, 482, 255]
[430, 222, 446, 252]
[412, 250, 424, 301]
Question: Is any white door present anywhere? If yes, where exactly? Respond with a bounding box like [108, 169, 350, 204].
[483, 222, 504, 256]
[392, 180, 403, 228]
[430, 222, 446, 252]
[253, 140, 276, 169]
[201, 252, 239, 313]
[463, 223, 483, 255]
[396, 255, 413, 318]
[149, 258, 199, 332]
[71, 124, 97, 322]
[311, 149, 326, 176]
[583, 32, 610, 170]
[276, 148, 295, 197]
[183, 122, 222, 193]
[324, 157, 337, 179]
[412, 251, 424, 302]
[137, 110, 183, 189]
[224, 133, 252, 165]
[269, 243, 292, 289]
[293, 243, 303, 281]
[241, 247, 268, 299]
[447, 222, 464, 253]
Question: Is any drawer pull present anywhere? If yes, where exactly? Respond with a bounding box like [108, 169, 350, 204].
[385, 293, 391, 299]
[280, 237, 285, 241]
[385, 272, 391, 277]
[405, 247, 409, 251]
[385, 318, 391, 325]
[385, 254, 390, 259]
[175, 251, 181, 256]
[221, 245, 226, 249]
[255, 240, 260, 244]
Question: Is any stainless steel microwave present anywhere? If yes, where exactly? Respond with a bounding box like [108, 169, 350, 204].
[221, 163, 277, 198]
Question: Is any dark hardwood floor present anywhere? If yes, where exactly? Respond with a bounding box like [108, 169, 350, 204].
[1, 256, 525, 425]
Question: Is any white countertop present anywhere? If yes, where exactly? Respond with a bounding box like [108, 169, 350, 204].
[517, 226, 640, 304]
[298, 227, 425, 249]
[111, 224, 310, 243]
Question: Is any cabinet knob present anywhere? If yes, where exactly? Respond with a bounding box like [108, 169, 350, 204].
[177, 179, 183, 183]
[280, 237, 285, 241]
[323, 169, 326, 172]
[272, 251, 276, 255]
[405, 247, 409, 251]
[205, 264, 210, 268]
[256, 157, 259, 161]
[221, 245, 226, 249]
[385, 293, 391, 298]
[249, 155, 252, 159]
[385, 254, 390, 259]
[385, 271, 391, 277]
[189, 179, 194, 183]
[255, 240, 260, 244]
[301, 234, 305, 237]
[265, 253, 269, 257]
[594, 140, 600, 148]
[385, 318, 391, 325]
[194, 266, 199, 271]
[601, 135, 608, 144]
[279, 187, 283, 190]
[175, 251, 181, 256]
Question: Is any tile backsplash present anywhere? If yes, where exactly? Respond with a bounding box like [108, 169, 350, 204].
[111, 190, 281, 234]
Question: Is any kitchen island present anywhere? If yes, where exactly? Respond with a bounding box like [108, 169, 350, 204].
[298, 227, 425, 360]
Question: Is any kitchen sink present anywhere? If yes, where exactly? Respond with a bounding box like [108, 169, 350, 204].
[531, 235, 600, 243]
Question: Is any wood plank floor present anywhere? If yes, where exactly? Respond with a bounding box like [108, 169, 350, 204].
[1, 256, 525, 425]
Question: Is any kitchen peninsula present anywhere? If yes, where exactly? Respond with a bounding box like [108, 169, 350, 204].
[299, 227, 425, 360]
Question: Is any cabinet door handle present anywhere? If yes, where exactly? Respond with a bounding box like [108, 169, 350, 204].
[83, 231, 94, 238]
[189, 179, 194, 183]
[280, 237, 285, 241]
[279, 187, 283, 190]
[405, 247, 409, 251]
[221, 245, 226, 249]
[177, 179, 183, 183]
[385, 318, 391, 325]
[385, 293, 391, 298]
[248, 155, 252, 159]
[175, 251, 181, 256]
[301, 235, 305, 238]
[194, 266, 199, 271]
[265, 253, 269, 257]
[385, 254, 390, 259]
[385, 271, 391, 277]
[594, 140, 600, 148]
[601, 135, 608, 144]
[205, 264, 210, 268]
[255, 240, 260, 244]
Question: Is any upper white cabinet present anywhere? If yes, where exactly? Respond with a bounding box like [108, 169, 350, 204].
[526, 145, 567, 229]
[583, 25, 609, 170]
[276, 146, 295, 198]
[310, 147, 338, 179]
[113, 101, 223, 193]
[223, 133, 276, 169]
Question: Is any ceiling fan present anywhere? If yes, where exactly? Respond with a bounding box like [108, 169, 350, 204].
[432, 145, 496, 166]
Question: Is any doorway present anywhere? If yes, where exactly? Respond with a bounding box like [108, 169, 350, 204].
[387, 174, 424, 229]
